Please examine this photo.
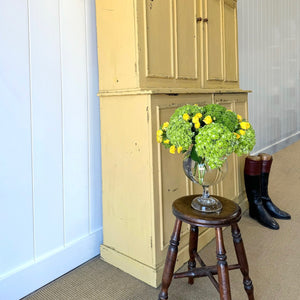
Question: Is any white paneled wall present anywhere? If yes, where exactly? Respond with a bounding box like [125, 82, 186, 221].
[238, 0, 300, 154]
[0, 1, 101, 299]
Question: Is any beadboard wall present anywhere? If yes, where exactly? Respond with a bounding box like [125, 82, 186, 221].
[0, 1, 101, 299]
[238, 0, 300, 154]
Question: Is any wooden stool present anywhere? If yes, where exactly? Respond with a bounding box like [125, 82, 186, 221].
[158, 195, 254, 300]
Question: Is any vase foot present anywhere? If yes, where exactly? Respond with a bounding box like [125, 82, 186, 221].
[191, 196, 222, 213]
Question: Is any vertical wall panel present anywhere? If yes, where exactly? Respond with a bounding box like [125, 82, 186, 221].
[85, 0, 102, 233]
[29, 0, 64, 257]
[0, 0, 102, 298]
[0, 0, 34, 274]
[238, 0, 300, 154]
[60, 0, 90, 243]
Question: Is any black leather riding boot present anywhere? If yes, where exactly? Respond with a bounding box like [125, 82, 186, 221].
[259, 153, 291, 220]
[244, 156, 279, 230]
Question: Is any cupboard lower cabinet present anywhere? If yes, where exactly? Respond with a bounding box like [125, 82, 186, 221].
[99, 91, 248, 287]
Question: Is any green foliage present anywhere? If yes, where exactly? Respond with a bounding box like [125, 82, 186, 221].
[157, 103, 256, 169]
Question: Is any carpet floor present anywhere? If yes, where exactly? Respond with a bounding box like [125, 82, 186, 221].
[24, 140, 300, 300]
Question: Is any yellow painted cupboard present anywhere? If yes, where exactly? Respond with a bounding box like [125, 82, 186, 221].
[96, 0, 249, 287]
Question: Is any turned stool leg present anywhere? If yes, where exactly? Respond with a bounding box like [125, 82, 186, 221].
[158, 218, 182, 300]
[215, 227, 231, 300]
[188, 225, 198, 285]
[231, 223, 254, 300]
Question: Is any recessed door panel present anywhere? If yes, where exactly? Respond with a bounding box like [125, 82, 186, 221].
[204, 0, 223, 81]
[175, 0, 198, 79]
[224, 0, 238, 82]
[145, 0, 174, 78]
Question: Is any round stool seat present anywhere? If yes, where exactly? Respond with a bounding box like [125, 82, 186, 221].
[172, 195, 241, 227]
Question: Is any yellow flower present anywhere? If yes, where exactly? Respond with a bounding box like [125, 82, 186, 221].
[156, 129, 163, 137]
[227, 109, 232, 112]
[169, 145, 176, 154]
[195, 113, 202, 118]
[162, 122, 169, 130]
[163, 139, 170, 144]
[157, 136, 163, 143]
[240, 122, 250, 130]
[177, 146, 183, 154]
[194, 122, 200, 129]
[234, 132, 240, 139]
[182, 113, 190, 121]
[239, 129, 246, 135]
[237, 114, 243, 122]
[192, 116, 199, 124]
[203, 115, 212, 125]
[193, 104, 198, 106]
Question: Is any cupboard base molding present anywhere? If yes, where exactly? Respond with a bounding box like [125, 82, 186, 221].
[100, 227, 216, 288]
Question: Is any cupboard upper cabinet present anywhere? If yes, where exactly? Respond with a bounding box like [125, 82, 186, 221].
[96, 0, 239, 93]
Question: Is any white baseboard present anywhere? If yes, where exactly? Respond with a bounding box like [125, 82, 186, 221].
[253, 132, 300, 156]
[0, 229, 102, 300]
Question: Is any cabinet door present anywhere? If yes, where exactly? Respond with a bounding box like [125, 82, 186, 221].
[151, 94, 212, 265]
[137, 0, 201, 89]
[201, 0, 239, 89]
[202, 0, 224, 87]
[223, 0, 239, 83]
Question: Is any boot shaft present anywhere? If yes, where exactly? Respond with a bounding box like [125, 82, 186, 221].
[244, 157, 262, 206]
[259, 153, 273, 197]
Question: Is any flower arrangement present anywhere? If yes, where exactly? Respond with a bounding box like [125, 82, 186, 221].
[157, 104, 256, 169]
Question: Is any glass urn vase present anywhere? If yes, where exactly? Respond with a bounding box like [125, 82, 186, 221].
[183, 154, 228, 213]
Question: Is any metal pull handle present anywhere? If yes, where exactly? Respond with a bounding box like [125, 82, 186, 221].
[196, 17, 208, 23]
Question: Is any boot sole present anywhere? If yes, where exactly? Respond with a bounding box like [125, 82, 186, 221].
[249, 211, 280, 230]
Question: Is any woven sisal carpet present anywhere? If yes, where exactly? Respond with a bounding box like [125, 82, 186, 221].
[24, 140, 300, 300]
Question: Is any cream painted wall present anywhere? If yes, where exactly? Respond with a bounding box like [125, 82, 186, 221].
[238, 0, 300, 154]
[0, 1, 101, 299]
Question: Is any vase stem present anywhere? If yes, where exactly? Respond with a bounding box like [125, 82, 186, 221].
[202, 185, 210, 199]
[197, 163, 206, 185]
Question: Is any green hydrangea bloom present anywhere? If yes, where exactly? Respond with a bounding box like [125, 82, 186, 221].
[235, 127, 256, 156]
[195, 123, 237, 169]
[202, 104, 226, 121]
[217, 110, 239, 132]
[157, 103, 256, 169]
[166, 104, 203, 150]
[166, 119, 193, 150]
[169, 104, 203, 124]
